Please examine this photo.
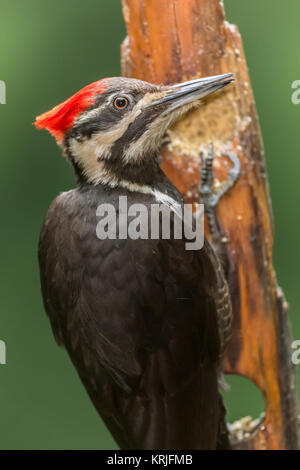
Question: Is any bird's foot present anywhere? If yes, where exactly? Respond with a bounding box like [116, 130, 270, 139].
[199, 143, 240, 237]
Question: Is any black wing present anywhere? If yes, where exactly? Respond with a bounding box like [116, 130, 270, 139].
[38, 190, 231, 450]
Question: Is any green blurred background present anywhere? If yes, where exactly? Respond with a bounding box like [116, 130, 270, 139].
[0, 0, 299, 449]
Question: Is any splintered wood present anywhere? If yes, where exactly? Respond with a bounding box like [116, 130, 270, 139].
[121, 0, 299, 449]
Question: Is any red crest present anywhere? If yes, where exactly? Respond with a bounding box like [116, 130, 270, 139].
[34, 79, 107, 144]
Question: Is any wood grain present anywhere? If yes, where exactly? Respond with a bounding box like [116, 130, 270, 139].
[121, 0, 299, 449]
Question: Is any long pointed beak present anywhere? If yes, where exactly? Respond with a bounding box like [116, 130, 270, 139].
[149, 73, 234, 116]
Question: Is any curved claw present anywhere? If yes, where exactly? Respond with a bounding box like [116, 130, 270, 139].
[198, 145, 241, 235]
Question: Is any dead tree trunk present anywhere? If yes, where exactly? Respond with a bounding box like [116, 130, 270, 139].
[121, 0, 299, 450]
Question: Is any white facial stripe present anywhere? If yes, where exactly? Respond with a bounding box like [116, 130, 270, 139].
[77, 162, 180, 210]
[121, 102, 195, 164]
[74, 99, 110, 126]
[70, 137, 181, 211]
[67, 88, 197, 193]
[69, 92, 164, 182]
[72, 159, 119, 186]
[75, 91, 156, 133]
[70, 104, 144, 175]
[70, 138, 112, 184]
[121, 114, 171, 164]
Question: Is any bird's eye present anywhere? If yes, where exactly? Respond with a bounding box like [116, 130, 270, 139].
[113, 96, 129, 110]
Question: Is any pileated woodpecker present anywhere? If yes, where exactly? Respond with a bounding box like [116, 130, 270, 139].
[34, 75, 238, 450]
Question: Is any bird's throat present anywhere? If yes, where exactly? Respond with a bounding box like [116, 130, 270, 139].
[68, 143, 165, 192]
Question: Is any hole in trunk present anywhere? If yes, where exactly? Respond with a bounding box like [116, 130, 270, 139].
[222, 375, 265, 441]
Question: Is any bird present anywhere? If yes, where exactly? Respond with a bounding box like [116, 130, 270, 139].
[34, 74, 238, 450]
